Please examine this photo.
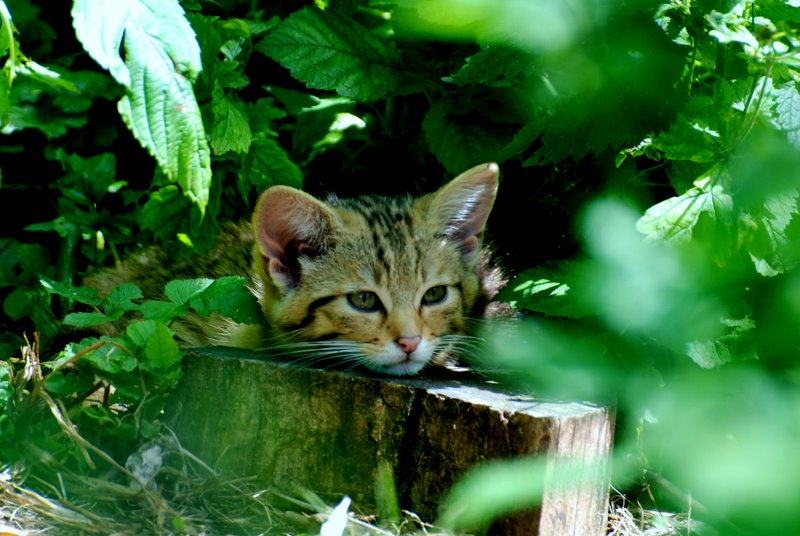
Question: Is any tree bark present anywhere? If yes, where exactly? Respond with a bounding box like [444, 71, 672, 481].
[166, 349, 613, 534]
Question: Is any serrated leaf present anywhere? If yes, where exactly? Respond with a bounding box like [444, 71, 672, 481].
[744, 189, 800, 276]
[258, 6, 403, 101]
[447, 44, 532, 86]
[686, 317, 758, 368]
[139, 300, 189, 322]
[72, 0, 211, 213]
[706, 10, 758, 49]
[637, 163, 733, 243]
[248, 97, 287, 136]
[423, 97, 522, 174]
[191, 276, 262, 324]
[103, 283, 143, 315]
[127, 320, 181, 369]
[40, 276, 102, 306]
[45, 365, 95, 397]
[211, 84, 251, 155]
[164, 278, 214, 304]
[64, 311, 113, 328]
[768, 80, 800, 149]
[760, 0, 800, 23]
[246, 137, 304, 189]
[496, 264, 593, 318]
[655, 115, 722, 163]
[69, 337, 138, 374]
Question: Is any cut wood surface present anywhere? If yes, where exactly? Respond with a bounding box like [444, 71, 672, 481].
[166, 349, 614, 535]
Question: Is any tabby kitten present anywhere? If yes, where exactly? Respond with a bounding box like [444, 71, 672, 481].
[88, 163, 502, 376]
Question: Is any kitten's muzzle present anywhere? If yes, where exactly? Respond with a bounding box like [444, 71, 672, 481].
[396, 335, 421, 354]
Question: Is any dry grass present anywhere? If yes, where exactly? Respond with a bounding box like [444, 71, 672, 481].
[0, 435, 452, 535]
[607, 491, 711, 536]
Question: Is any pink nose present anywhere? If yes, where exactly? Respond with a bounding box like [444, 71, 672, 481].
[396, 336, 421, 354]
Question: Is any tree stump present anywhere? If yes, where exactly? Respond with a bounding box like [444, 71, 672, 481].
[166, 349, 613, 534]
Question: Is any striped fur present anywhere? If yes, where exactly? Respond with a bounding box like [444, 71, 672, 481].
[88, 163, 503, 376]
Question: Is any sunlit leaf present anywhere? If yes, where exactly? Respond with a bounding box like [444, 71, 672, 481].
[72, 0, 211, 212]
[164, 278, 214, 305]
[636, 163, 733, 243]
[496, 264, 592, 318]
[190, 276, 262, 324]
[686, 316, 758, 369]
[257, 6, 403, 101]
[39, 276, 102, 306]
[211, 84, 252, 155]
[767, 80, 800, 149]
[744, 189, 800, 276]
[655, 114, 723, 163]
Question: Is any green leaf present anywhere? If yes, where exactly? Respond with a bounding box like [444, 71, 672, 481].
[439, 458, 547, 531]
[423, 96, 523, 174]
[103, 283, 143, 315]
[0, 241, 51, 287]
[257, 6, 403, 101]
[767, 80, 800, 149]
[45, 365, 95, 397]
[0, 2, 12, 128]
[2, 287, 32, 320]
[248, 97, 287, 136]
[211, 84, 252, 155]
[654, 114, 722, 163]
[139, 300, 189, 322]
[190, 276, 262, 324]
[39, 276, 102, 306]
[743, 189, 800, 276]
[706, 9, 758, 49]
[63, 311, 112, 328]
[0, 363, 14, 411]
[496, 264, 593, 318]
[164, 278, 214, 304]
[245, 137, 304, 189]
[72, 0, 212, 213]
[686, 317, 758, 368]
[447, 44, 532, 86]
[127, 320, 181, 369]
[63, 337, 138, 374]
[637, 163, 733, 243]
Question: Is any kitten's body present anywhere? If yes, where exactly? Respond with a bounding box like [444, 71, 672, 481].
[88, 163, 503, 375]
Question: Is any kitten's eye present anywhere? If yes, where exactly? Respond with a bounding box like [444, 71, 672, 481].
[347, 291, 382, 312]
[421, 285, 448, 306]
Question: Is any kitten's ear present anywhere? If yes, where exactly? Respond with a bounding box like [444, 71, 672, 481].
[253, 186, 334, 289]
[431, 162, 499, 263]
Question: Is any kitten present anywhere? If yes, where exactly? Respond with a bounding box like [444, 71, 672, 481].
[87, 163, 503, 376]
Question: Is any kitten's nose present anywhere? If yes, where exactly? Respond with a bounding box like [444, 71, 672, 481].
[396, 336, 421, 354]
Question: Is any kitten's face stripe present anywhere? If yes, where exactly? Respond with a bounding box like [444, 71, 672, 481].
[253, 163, 500, 375]
[283, 295, 337, 332]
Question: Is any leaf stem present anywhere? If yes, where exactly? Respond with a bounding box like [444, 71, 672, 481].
[0, 1, 17, 83]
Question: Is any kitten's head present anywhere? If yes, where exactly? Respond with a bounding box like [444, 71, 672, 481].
[252, 163, 499, 375]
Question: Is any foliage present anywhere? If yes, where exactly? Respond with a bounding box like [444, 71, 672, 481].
[1, 0, 800, 533]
